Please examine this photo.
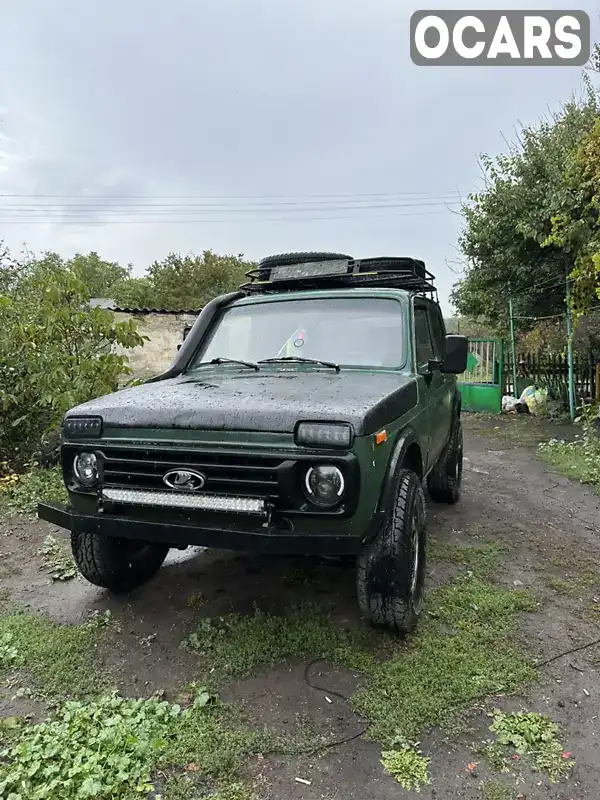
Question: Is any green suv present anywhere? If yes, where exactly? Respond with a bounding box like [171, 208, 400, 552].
[38, 252, 468, 635]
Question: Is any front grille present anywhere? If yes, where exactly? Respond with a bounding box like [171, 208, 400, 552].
[96, 446, 283, 501]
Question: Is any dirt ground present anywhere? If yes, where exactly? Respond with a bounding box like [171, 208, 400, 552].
[1, 413, 600, 799]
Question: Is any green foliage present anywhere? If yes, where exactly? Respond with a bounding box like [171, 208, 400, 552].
[0, 631, 19, 669]
[0, 693, 185, 800]
[453, 100, 599, 327]
[428, 538, 511, 580]
[380, 745, 431, 791]
[486, 709, 574, 782]
[130, 250, 255, 310]
[352, 576, 537, 744]
[538, 402, 600, 489]
[39, 535, 77, 582]
[0, 253, 144, 465]
[69, 252, 131, 298]
[480, 780, 517, 800]
[0, 465, 67, 514]
[181, 602, 377, 679]
[0, 611, 108, 699]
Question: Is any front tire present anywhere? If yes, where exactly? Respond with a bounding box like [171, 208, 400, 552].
[71, 532, 169, 593]
[357, 469, 426, 636]
[427, 419, 463, 504]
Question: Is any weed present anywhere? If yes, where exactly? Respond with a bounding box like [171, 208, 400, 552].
[485, 709, 574, 783]
[546, 576, 580, 597]
[538, 428, 600, 491]
[381, 745, 430, 791]
[429, 538, 511, 579]
[0, 693, 188, 800]
[181, 602, 379, 679]
[480, 779, 517, 800]
[39, 535, 77, 582]
[0, 611, 107, 699]
[0, 465, 66, 515]
[85, 610, 120, 631]
[352, 576, 538, 744]
[0, 631, 19, 669]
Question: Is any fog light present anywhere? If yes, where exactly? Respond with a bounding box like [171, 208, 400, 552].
[304, 464, 345, 508]
[73, 452, 98, 487]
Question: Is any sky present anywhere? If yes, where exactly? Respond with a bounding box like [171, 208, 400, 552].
[0, 0, 598, 315]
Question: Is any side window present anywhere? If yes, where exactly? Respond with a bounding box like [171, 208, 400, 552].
[427, 304, 446, 361]
[413, 306, 435, 367]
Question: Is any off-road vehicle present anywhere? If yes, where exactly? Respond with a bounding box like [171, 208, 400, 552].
[38, 252, 468, 635]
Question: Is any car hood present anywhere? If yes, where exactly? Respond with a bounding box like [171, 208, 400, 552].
[65, 370, 418, 436]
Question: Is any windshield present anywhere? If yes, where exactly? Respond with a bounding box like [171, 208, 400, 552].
[189, 296, 405, 369]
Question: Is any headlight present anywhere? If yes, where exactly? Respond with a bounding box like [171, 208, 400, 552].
[295, 422, 353, 449]
[63, 416, 102, 438]
[73, 452, 99, 487]
[304, 464, 345, 508]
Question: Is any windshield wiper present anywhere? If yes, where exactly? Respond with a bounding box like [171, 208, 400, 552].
[258, 356, 340, 372]
[192, 357, 260, 371]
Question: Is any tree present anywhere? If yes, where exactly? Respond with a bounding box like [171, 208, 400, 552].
[0, 253, 144, 465]
[452, 100, 599, 327]
[69, 252, 132, 298]
[543, 118, 600, 319]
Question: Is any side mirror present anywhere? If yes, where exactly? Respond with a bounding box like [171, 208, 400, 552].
[441, 335, 468, 374]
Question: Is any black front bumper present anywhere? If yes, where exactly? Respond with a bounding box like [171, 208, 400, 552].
[37, 501, 362, 556]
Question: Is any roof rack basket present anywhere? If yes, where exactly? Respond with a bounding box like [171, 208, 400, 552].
[240, 255, 438, 301]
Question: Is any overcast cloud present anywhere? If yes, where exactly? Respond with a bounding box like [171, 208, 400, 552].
[0, 0, 598, 313]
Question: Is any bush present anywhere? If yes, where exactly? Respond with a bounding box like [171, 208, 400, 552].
[0, 254, 145, 467]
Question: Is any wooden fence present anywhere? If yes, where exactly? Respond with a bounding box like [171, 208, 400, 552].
[503, 350, 598, 405]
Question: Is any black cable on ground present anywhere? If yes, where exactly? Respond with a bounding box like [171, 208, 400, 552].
[533, 637, 600, 669]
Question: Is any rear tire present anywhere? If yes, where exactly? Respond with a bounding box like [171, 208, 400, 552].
[71, 532, 169, 593]
[357, 469, 426, 636]
[427, 419, 463, 504]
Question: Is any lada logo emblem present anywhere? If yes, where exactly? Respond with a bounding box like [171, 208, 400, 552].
[163, 469, 206, 491]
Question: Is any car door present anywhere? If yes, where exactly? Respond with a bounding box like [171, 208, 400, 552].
[425, 301, 454, 461]
[412, 302, 437, 473]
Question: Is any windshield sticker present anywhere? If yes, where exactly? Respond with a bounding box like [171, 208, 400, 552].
[277, 328, 307, 357]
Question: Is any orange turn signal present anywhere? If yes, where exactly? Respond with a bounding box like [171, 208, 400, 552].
[375, 430, 387, 445]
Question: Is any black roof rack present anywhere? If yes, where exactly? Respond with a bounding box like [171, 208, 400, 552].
[240, 254, 437, 300]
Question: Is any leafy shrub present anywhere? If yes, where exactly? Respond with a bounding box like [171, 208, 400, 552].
[0, 253, 145, 466]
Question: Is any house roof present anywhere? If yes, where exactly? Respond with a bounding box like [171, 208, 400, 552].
[89, 298, 201, 315]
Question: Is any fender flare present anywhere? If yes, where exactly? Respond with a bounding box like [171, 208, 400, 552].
[365, 426, 421, 543]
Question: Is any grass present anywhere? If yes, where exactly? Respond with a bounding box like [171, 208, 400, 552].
[463, 412, 570, 449]
[0, 464, 66, 515]
[352, 576, 538, 744]
[538, 434, 600, 492]
[429, 537, 511, 580]
[480, 780, 518, 800]
[182, 575, 538, 750]
[181, 601, 381, 680]
[0, 609, 109, 699]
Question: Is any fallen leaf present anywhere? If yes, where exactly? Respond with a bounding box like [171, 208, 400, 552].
[186, 763, 201, 772]
[466, 762, 479, 771]
[561, 751, 573, 759]
[511, 754, 521, 760]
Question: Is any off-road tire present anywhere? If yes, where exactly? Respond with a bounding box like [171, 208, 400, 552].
[357, 469, 426, 636]
[427, 419, 463, 504]
[71, 531, 169, 593]
[258, 252, 353, 269]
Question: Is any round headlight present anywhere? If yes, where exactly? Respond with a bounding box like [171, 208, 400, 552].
[73, 452, 99, 487]
[304, 464, 345, 508]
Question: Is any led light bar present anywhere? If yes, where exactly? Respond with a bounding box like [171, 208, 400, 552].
[63, 416, 102, 438]
[102, 488, 266, 515]
[295, 422, 354, 449]
[271, 259, 350, 281]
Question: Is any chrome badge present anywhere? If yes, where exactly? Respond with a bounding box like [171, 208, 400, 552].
[162, 469, 206, 491]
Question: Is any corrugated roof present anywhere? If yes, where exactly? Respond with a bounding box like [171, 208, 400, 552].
[112, 306, 202, 315]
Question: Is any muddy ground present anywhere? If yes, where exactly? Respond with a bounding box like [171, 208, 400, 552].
[1, 413, 600, 799]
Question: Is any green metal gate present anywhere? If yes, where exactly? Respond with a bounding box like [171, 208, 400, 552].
[457, 338, 503, 413]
